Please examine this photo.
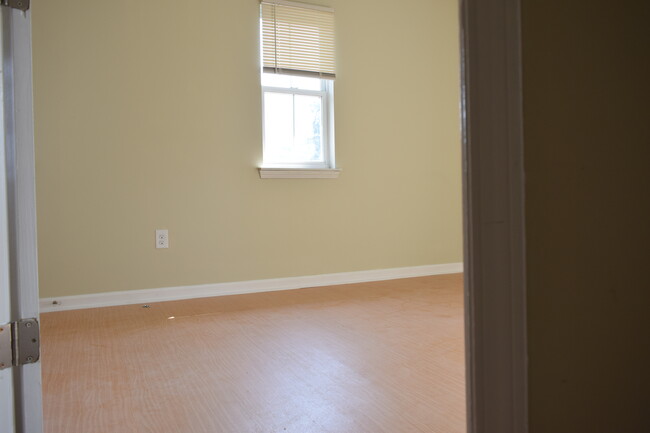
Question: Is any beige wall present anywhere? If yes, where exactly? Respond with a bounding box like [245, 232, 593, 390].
[32, 0, 462, 298]
[523, 0, 650, 431]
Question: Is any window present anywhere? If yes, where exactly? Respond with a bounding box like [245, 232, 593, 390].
[259, 0, 339, 178]
[262, 73, 333, 168]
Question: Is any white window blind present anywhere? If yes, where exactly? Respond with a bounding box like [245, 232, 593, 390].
[261, 0, 335, 79]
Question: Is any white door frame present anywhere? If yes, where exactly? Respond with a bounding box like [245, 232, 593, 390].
[0, 0, 528, 432]
[0, 8, 16, 427]
[2, 5, 43, 433]
[461, 0, 528, 432]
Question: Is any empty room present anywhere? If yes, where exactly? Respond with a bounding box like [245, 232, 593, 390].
[13, 0, 463, 431]
[5, 0, 649, 432]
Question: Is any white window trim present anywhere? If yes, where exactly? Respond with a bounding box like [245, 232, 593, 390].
[258, 167, 341, 179]
[265, 0, 333, 13]
[260, 77, 337, 174]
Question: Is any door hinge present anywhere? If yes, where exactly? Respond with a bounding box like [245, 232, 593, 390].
[1, 0, 29, 12]
[0, 318, 40, 370]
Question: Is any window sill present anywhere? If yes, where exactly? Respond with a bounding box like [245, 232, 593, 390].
[258, 167, 341, 179]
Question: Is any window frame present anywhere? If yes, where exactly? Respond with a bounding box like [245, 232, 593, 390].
[261, 75, 336, 170]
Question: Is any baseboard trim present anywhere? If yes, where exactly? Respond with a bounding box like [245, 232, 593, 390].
[39, 263, 463, 312]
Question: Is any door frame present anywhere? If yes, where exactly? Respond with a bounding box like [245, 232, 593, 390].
[2, 6, 43, 433]
[0, 7, 16, 427]
[1, 0, 528, 432]
[461, 0, 528, 432]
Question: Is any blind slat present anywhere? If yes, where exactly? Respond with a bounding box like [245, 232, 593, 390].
[261, 1, 336, 79]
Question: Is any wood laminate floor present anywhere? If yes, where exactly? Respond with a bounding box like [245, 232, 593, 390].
[41, 274, 466, 433]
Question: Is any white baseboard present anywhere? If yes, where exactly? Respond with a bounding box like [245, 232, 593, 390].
[39, 263, 463, 313]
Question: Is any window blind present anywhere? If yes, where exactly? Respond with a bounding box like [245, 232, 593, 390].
[261, 0, 335, 79]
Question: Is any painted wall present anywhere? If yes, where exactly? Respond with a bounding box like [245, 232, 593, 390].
[32, 0, 462, 298]
[523, 0, 650, 431]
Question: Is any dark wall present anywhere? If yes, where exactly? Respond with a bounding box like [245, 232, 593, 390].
[522, 1, 650, 431]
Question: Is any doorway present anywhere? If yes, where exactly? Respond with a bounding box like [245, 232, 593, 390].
[1, 0, 528, 428]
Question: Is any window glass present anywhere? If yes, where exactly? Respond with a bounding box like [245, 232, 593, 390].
[263, 90, 324, 164]
[294, 94, 323, 161]
[263, 92, 293, 162]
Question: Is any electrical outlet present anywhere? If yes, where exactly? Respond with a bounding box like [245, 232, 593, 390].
[155, 229, 169, 249]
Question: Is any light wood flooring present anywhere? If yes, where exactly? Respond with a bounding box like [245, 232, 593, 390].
[40, 274, 466, 433]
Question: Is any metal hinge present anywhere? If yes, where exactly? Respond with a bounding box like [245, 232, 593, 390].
[0, 319, 40, 370]
[1, 0, 29, 12]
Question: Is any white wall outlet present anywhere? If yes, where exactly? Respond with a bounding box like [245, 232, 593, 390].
[155, 229, 169, 249]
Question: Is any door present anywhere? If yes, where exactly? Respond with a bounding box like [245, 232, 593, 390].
[0, 3, 44, 433]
